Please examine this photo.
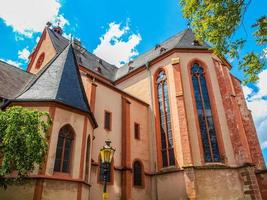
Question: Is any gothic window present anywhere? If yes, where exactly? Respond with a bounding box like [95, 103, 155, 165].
[54, 125, 74, 173]
[156, 70, 175, 167]
[85, 135, 90, 181]
[133, 160, 143, 186]
[35, 52, 45, 69]
[191, 63, 220, 162]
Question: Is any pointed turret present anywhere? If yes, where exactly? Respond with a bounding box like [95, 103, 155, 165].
[17, 43, 91, 114]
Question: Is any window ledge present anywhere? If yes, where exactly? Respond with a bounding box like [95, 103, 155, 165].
[53, 172, 71, 178]
[159, 166, 179, 172]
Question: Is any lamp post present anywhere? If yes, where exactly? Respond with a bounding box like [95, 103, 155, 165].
[100, 140, 115, 200]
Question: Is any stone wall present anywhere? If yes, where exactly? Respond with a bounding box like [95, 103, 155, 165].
[239, 166, 262, 200]
[256, 170, 267, 199]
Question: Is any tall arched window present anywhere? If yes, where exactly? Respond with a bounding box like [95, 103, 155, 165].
[133, 160, 144, 187]
[85, 135, 90, 181]
[156, 70, 175, 167]
[191, 63, 220, 162]
[54, 125, 74, 173]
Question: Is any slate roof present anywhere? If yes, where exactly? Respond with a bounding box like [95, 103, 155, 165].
[47, 28, 118, 81]
[0, 60, 34, 99]
[16, 43, 92, 114]
[0, 28, 210, 102]
[115, 29, 210, 79]
[47, 28, 209, 81]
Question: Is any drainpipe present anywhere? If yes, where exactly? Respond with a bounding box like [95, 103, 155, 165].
[145, 62, 158, 200]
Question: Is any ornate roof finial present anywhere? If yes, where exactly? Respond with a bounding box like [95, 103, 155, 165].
[56, 18, 61, 27]
[52, 18, 63, 35]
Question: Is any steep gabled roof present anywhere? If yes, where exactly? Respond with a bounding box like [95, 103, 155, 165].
[46, 27, 210, 81]
[16, 43, 92, 114]
[115, 29, 210, 79]
[47, 27, 69, 53]
[47, 28, 118, 81]
[0, 60, 34, 99]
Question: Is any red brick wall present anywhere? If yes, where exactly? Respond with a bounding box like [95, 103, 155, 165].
[231, 75, 265, 169]
[213, 59, 251, 165]
[239, 166, 262, 200]
[256, 170, 267, 199]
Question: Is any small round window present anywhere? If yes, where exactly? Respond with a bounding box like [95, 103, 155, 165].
[35, 52, 45, 69]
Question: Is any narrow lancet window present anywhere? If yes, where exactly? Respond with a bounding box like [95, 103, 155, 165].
[54, 125, 74, 173]
[157, 71, 175, 167]
[133, 161, 143, 186]
[191, 63, 220, 162]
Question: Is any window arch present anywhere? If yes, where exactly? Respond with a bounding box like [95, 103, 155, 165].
[54, 125, 74, 173]
[133, 160, 144, 187]
[191, 63, 220, 162]
[156, 70, 175, 167]
[85, 135, 91, 181]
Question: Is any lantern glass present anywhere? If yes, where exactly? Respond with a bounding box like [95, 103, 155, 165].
[100, 141, 115, 164]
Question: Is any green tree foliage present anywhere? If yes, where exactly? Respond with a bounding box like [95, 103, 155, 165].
[179, 0, 267, 84]
[0, 106, 51, 188]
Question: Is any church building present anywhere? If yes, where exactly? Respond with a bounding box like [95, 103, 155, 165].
[0, 24, 266, 200]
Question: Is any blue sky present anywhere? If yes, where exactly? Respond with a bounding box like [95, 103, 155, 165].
[0, 0, 266, 163]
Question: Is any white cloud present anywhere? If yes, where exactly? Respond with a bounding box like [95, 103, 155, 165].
[18, 47, 30, 62]
[93, 22, 141, 66]
[243, 69, 267, 150]
[0, 0, 68, 37]
[35, 36, 40, 43]
[1, 46, 31, 69]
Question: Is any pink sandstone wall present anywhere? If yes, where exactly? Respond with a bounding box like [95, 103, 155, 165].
[0, 181, 35, 200]
[115, 50, 261, 199]
[28, 29, 57, 74]
[156, 171, 187, 200]
[195, 168, 244, 200]
[116, 51, 237, 168]
[87, 81, 152, 200]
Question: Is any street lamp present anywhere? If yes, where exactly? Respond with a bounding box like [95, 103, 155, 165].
[100, 140, 115, 200]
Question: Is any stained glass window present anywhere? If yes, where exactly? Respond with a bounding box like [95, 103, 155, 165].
[157, 71, 175, 167]
[54, 125, 74, 173]
[133, 161, 143, 186]
[191, 63, 220, 162]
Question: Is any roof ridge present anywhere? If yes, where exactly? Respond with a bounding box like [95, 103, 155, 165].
[175, 28, 191, 47]
[123, 29, 187, 66]
[67, 44, 92, 114]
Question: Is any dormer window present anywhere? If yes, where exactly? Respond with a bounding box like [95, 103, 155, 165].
[192, 40, 201, 46]
[154, 44, 161, 50]
[128, 61, 134, 72]
[95, 67, 102, 74]
[160, 47, 166, 54]
[97, 59, 102, 65]
[129, 66, 134, 72]
[53, 26, 63, 35]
